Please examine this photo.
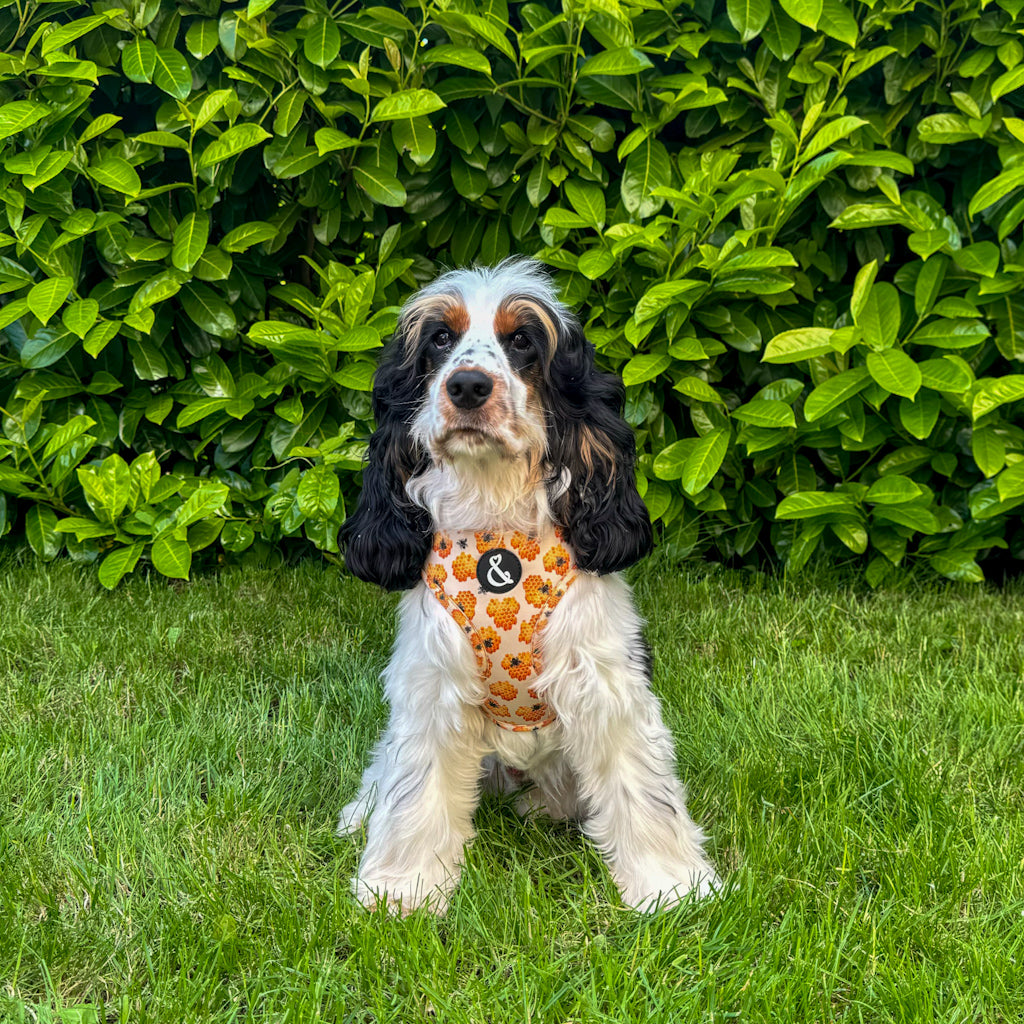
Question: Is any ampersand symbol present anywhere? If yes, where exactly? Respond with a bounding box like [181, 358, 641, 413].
[486, 553, 515, 589]
[476, 547, 521, 594]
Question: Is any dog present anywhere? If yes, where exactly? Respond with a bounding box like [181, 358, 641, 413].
[338, 258, 718, 913]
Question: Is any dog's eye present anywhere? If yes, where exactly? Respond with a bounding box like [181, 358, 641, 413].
[511, 331, 531, 351]
[432, 330, 452, 349]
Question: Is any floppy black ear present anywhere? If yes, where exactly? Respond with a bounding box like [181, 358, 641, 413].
[545, 322, 653, 574]
[341, 337, 433, 591]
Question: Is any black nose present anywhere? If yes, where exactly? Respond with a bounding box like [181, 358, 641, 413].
[446, 369, 493, 409]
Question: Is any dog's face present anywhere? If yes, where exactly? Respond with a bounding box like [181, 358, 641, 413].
[342, 259, 653, 590]
[400, 268, 561, 464]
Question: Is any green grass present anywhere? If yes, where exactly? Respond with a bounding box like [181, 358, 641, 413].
[1, 553, 1022, 1023]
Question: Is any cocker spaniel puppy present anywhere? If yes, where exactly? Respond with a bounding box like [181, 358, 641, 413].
[339, 258, 718, 913]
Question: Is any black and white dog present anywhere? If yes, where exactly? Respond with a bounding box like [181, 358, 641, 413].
[339, 259, 718, 913]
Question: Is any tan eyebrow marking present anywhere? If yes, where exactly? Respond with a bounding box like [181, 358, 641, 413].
[400, 294, 469, 359]
[494, 297, 558, 360]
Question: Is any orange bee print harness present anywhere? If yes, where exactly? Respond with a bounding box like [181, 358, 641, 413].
[423, 526, 578, 732]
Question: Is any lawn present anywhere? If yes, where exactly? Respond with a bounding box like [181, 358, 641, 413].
[1, 553, 1022, 1023]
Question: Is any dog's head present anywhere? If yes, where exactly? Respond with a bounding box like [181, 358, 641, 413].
[342, 259, 652, 590]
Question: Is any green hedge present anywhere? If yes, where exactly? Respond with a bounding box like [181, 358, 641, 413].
[1, 0, 1023, 586]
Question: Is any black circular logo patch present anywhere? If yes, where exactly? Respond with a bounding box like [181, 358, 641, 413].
[477, 548, 522, 594]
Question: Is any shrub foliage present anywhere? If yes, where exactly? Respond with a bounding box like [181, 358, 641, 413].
[0, 0, 1023, 586]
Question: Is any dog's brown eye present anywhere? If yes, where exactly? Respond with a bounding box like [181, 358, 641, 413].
[511, 331, 530, 351]
[432, 330, 451, 349]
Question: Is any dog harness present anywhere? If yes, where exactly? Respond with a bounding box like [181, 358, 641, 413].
[423, 526, 578, 731]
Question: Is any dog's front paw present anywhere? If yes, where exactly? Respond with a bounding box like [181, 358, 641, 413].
[618, 858, 720, 913]
[352, 862, 457, 916]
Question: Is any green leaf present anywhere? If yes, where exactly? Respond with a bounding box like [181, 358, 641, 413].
[622, 352, 672, 386]
[152, 534, 192, 580]
[352, 166, 406, 206]
[186, 19, 219, 59]
[577, 249, 616, 280]
[174, 483, 229, 530]
[953, 242, 999, 279]
[832, 520, 867, 553]
[873, 504, 939, 534]
[727, 0, 770, 41]
[579, 48, 655, 76]
[731, 399, 796, 428]
[761, 5, 801, 58]
[856, 282, 900, 349]
[762, 327, 835, 363]
[0, 101, 49, 141]
[153, 48, 192, 100]
[314, 128, 360, 156]
[997, 461, 1024, 501]
[21, 329, 77, 369]
[304, 15, 341, 69]
[802, 116, 867, 162]
[220, 221, 277, 252]
[26, 504, 61, 560]
[929, 550, 983, 583]
[333, 361, 375, 391]
[652, 440, 698, 481]
[972, 376, 1024, 419]
[634, 281, 704, 324]
[681, 428, 729, 495]
[914, 254, 947, 316]
[849, 260, 878, 322]
[98, 542, 144, 589]
[88, 157, 142, 195]
[912, 319, 989, 349]
[198, 124, 271, 170]
[420, 45, 491, 75]
[296, 464, 340, 517]
[779, 0, 821, 28]
[918, 357, 972, 393]
[128, 269, 186, 313]
[968, 167, 1024, 219]
[803, 367, 872, 421]
[673, 378, 725, 405]
[818, 0, 857, 46]
[564, 180, 606, 229]
[180, 282, 236, 339]
[992, 66, 1024, 103]
[392, 117, 436, 167]
[371, 90, 446, 123]
[972, 427, 1005, 478]
[27, 276, 73, 324]
[122, 38, 157, 83]
[621, 139, 671, 218]
[865, 476, 923, 504]
[128, 336, 168, 380]
[42, 416, 96, 460]
[867, 349, 921, 399]
[898, 392, 940, 439]
[776, 492, 859, 519]
[172, 212, 210, 273]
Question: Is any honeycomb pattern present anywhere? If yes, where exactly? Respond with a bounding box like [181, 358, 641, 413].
[422, 526, 578, 732]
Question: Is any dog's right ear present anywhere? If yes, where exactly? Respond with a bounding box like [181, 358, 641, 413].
[341, 337, 433, 591]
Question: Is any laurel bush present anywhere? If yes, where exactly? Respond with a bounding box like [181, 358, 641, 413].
[0, 0, 1022, 586]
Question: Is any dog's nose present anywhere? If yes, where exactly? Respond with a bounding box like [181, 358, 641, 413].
[446, 369, 493, 409]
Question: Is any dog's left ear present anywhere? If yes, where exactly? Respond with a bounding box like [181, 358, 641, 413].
[545, 321, 653, 574]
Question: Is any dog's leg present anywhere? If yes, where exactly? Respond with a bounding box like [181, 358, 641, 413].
[344, 591, 489, 915]
[544, 576, 720, 911]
